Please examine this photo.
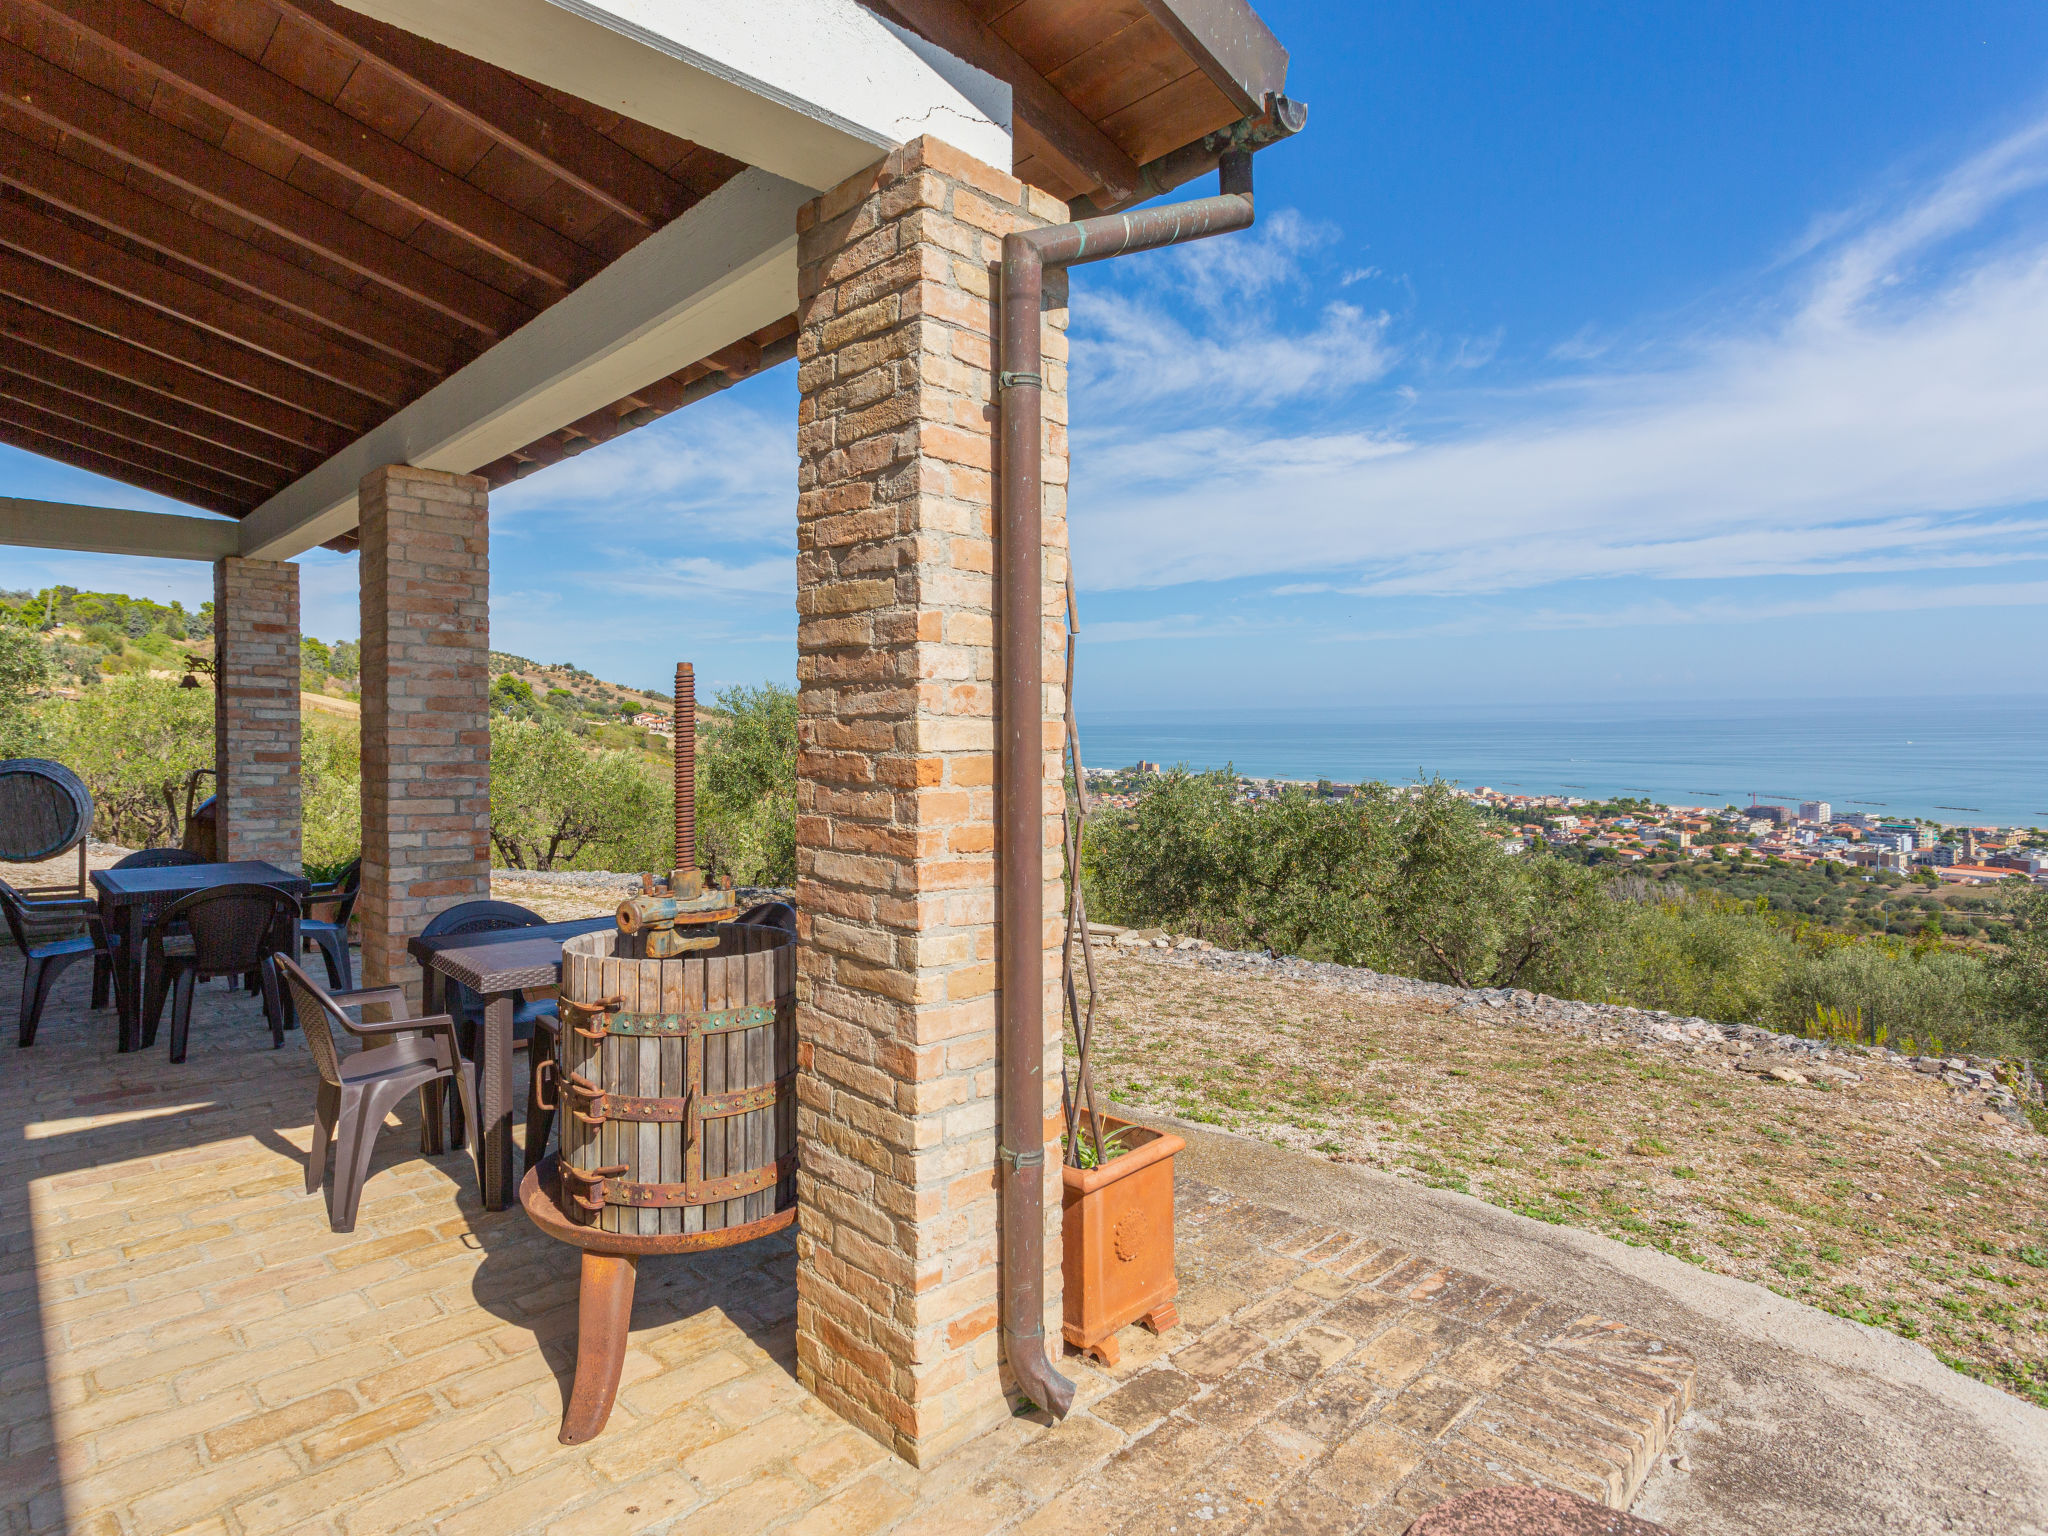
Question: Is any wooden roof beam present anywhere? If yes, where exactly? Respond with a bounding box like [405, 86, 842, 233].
[0, 130, 468, 374]
[866, 0, 1140, 201]
[22, 0, 595, 292]
[0, 395, 268, 504]
[0, 293, 351, 455]
[2, 339, 324, 473]
[0, 195, 428, 406]
[0, 246, 382, 431]
[0, 366, 287, 491]
[0, 36, 529, 338]
[0, 420, 245, 516]
[0, 495, 243, 560]
[275, 0, 691, 231]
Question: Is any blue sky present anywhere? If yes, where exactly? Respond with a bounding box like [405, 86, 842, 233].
[9, 1, 2048, 711]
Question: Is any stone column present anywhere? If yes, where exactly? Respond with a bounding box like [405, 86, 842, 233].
[793, 137, 1070, 1465]
[357, 465, 491, 1007]
[211, 556, 301, 869]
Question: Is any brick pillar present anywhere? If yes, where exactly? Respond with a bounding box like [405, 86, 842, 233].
[358, 465, 491, 1007]
[212, 556, 301, 869]
[793, 137, 1070, 1465]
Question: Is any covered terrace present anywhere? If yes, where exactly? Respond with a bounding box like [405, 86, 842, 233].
[0, 0, 1377, 1523]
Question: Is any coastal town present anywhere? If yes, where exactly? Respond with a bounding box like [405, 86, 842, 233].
[1083, 764, 2048, 885]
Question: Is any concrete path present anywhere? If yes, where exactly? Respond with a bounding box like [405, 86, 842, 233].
[1165, 1116, 2048, 1536]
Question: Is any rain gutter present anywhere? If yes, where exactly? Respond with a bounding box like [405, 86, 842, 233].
[994, 133, 1288, 1419]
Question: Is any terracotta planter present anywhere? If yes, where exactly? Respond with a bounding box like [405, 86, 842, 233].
[1061, 1115, 1184, 1366]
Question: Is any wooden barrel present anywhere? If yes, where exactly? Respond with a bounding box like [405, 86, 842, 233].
[557, 923, 796, 1239]
[0, 759, 94, 863]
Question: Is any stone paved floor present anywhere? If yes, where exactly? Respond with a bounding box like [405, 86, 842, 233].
[0, 951, 1694, 1536]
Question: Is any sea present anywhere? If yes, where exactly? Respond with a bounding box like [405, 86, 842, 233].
[1076, 697, 2048, 828]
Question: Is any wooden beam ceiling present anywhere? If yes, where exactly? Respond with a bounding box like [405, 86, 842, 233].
[0, 291, 353, 452]
[0, 35, 529, 336]
[23, 0, 600, 291]
[0, 131, 468, 373]
[0, 366, 288, 490]
[0, 0, 742, 519]
[1, 337, 324, 472]
[0, 0, 1289, 528]
[0, 194, 428, 404]
[273, 0, 692, 232]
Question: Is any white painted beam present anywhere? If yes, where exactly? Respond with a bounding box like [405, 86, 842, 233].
[238, 168, 811, 561]
[336, 0, 1012, 191]
[0, 497, 240, 561]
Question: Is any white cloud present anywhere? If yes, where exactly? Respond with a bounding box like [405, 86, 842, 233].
[591, 555, 792, 600]
[492, 399, 795, 546]
[1069, 113, 2048, 600]
[1309, 575, 2048, 645]
[1072, 207, 1397, 408]
[1076, 293, 1396, 408]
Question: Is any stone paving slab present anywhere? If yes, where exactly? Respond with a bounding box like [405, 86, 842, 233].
[0, 952, 1693, 1536]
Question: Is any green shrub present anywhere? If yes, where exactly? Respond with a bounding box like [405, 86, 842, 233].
[1082, 775, 2045, 1062]
[1088, 776, 1616, 990]
[302, 717, 360, 871]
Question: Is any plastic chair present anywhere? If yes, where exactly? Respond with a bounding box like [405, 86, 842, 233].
[96, 846, 212, 1000]
[143, 883, 299, 1063]
[419, 900, 559, 1161]
[1, 877, 110, 1046]
[300, 858, 361, 990]
[419, 900, 560, 1042]
[273, 952, 476, 1233]
[737, 900, 797, 936]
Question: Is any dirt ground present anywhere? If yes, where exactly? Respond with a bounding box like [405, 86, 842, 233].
[1075, 952, 2048, 1409]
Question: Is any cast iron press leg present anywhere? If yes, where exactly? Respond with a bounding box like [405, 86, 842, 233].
[560, 1251, 636, 1443]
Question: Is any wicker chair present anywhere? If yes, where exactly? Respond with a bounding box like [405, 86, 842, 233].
[273, 953, 476, 1233]
[419, 900, 559, 1161]
[300, 857, 361, 990]
[142, 883, 299, 1063]
[0, 876, 110, 1046]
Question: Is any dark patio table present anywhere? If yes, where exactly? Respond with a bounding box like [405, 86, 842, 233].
[91, 860, 310, 1053]
[408, 916, 614, 1210]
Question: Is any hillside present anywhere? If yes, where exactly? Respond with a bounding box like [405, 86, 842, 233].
[0, 587, 684, 735]
[487, 649, 671, 719]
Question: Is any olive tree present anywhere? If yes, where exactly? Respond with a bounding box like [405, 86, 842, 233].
[45, 676, 213, 846]
[0, 619, 50, 758]
[489, 715, 664, 870]
[696, 683, 797, 888]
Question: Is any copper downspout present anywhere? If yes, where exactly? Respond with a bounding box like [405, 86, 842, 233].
[995, 148, 1262, 1418]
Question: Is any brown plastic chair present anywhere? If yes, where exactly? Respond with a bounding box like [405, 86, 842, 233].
[142, 883, 297, 1063]
[273, 952, 477, 1233]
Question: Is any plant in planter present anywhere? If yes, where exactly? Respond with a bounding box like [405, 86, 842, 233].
[1055, 588, 1182, 1368]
